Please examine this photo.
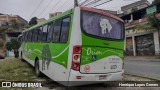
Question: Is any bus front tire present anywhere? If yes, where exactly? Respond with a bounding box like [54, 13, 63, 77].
[35, 60, 42, 77]
[20, 52, 24, 61]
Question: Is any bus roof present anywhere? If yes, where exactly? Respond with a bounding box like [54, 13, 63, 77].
[26, 7, 123, 32]
[80, 7, 124, 23]
[27, 9, 73, 31]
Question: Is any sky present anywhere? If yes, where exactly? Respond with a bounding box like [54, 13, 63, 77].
[0, 0, 154, 22]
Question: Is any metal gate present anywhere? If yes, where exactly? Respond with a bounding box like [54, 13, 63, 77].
[135, 33, 155, 56]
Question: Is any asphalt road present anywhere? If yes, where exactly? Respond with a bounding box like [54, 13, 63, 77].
[124, 59, 160, 80]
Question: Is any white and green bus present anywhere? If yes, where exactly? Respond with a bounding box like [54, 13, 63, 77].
[18, 7, 125, 86]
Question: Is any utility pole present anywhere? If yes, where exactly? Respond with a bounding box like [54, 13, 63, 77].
[74, 0, 79, 7]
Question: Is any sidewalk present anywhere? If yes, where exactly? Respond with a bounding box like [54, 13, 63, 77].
[124, 56, 160, 80]
[124, 56, 160, 62]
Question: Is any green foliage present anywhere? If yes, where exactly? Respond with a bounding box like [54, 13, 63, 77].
[29, 17, 37, 27]
[6, 38, 20, 51]
[0, 26, 7, 32]
[135, 14, 160, 31]
[152, 0, 160, 5]
[10, 18, 20, 29]
[0, 39, 4, 49]
[147, 14, 160, 30]
[6, 42, 11, 51]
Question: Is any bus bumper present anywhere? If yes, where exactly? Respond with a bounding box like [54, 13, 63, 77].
[68, 69, 124, 86]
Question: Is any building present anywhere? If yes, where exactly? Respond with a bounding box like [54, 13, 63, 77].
[124, 15, 160, 56]
[37, 18, 46, 23]
[0, 14, 28, 28]
[121, 2, 160, 56]
[94, 8, 118, 15]
[121, 0, 150, 15]
[49, 12, 62, 18]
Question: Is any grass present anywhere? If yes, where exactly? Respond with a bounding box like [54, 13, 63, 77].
[0, 58, 37, 81]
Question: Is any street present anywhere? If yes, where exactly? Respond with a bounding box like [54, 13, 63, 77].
[124, 59, 160, 80]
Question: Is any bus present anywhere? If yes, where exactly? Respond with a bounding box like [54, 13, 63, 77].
[18, 7, 125, 86]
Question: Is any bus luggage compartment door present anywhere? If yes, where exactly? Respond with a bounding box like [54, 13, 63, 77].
[80, 46, 123, 74]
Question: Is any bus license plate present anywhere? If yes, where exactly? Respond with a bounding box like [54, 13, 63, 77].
[99, 75, 107, 80]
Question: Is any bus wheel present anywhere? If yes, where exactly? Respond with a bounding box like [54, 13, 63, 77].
[35, 60, 42, 77]
[20, 52, 24, 61]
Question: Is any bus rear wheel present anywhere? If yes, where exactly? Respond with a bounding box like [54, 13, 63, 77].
[35, 60, 42, 77]
[20, 52, 24, 61]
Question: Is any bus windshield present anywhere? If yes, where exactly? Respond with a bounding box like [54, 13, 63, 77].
[81, 10, 124, 40]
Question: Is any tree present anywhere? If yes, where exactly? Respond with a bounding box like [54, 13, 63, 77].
[152, 0, 160, 5]
[0, 39, 5, 58]
[29, 17, 37, 26]
[10, 18, 20, 29]
[136, 14, 160, 31]
[147, 14, 160, 30]
[6, 38, 21, 58]
[0, 39, 5, 49]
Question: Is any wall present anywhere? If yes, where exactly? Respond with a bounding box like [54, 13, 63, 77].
[125, 29, 160, 56]
[126, 37, 133, 56]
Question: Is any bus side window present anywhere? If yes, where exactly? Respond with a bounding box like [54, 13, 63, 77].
[25, 32, 28, 42]
[22, 33, 25, 42]
[42, 24, 48, 42]
[33, 29, 38, 42]
[52, 19, 62, 42]
[32, 30, 35, 42]
[38, 27, 43, 42]
[47, 23, 54, 42]
[60, 17, 70, 43]
[28, 31, 30, 42]
[31, 29, 34, 42]
[28, 30, 33, 42]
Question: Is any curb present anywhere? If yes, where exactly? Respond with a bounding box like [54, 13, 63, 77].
[125, 72, 160, 81]
[124, 59, 160, 62]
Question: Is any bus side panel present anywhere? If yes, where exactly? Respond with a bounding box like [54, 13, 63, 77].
[38, 13, 74, 85]
[22, 42, 36, 66]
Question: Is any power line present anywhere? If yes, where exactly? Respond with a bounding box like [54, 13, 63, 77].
[92, 0, 112, 7]
[58, 0, 74, 12]
[42, 0, 62, 18]
[29, 0, 44, 18]
[79, 0, 91, 6]
[83, 0, 98, 6]
[37, 0, 53, 17]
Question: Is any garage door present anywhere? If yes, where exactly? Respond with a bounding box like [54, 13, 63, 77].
[135, 33, 155, 56]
